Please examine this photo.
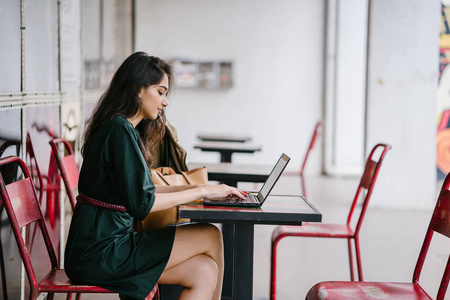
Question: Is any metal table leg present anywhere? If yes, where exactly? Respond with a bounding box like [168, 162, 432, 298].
[233, 223, 254, 300]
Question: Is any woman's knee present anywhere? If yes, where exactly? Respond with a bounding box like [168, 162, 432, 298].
[197, 223, 223, 244]
[159, 254, 218, 290]
[184, 254, 218, 288]
[197, 254, 219, 284]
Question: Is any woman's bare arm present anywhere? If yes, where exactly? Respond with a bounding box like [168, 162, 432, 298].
[150, 184, 246, 212]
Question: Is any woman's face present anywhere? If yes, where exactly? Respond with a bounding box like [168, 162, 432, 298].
[138, 73, 169, 120]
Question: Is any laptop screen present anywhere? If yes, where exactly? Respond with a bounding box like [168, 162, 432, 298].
[259, 153, 290, 200]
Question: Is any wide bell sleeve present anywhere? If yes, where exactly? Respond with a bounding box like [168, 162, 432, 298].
[107, 124, 155, 220]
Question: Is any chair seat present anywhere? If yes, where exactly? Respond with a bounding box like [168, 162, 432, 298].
[39, 269, 113, 293]
[39, 269, 158, 298]
[306, 281, 432, 300]
[272, 223, 354, 243]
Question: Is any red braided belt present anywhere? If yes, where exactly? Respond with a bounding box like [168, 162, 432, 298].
[76, 193, 128, 212]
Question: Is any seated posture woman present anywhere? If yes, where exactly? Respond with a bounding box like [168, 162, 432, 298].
[64, 52, 245, 300]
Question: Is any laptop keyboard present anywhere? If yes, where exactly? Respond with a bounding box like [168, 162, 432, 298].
[226, 194, 259, 203]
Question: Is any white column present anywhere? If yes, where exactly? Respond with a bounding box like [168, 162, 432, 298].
[324, 0, 369, 176]
[365, 0, 440, 208]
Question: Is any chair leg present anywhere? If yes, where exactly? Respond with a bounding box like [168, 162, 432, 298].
[347, 238, 355, 281]
[270, 238, 279, 300]
[66, 292, 81, 300]
[354, 236, 364, 281]
[146, 284, 159, 300]
[153, 287, 160, 300]
[0, 222, 8, 300]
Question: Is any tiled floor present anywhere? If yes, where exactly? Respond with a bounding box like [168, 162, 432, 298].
[1, 174, 448, 299]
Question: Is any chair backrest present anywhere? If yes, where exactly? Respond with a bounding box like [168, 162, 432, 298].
[49, 138, 79, 210]
[300, 121, 322, 198]
[413, 172, 450, 299]
[0, 139, 22, 185]
[25, 133, 44, 204]
[0, 156, 59, 291]
[0, 139, 21, 157]
[346, 143, 391, 234]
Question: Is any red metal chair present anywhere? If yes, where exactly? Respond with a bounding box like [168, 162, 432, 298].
[0, 139, 21, 157]
[25, 133, 45, 205]
[0, 156, 159, 299]
[270, 143, 391, 300]
[306, 170, 450, 300]
[25, 133, 63, 254]
[300, 121, 322, 198]
[0, 139, 21, 300]
[0, 139, 21, 185]
[48, 138, 79, 210]
[26, 133, 62, 206]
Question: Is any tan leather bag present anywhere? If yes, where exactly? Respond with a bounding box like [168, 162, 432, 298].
[150, 167, 208, 186]
[140, 166, 207, 231]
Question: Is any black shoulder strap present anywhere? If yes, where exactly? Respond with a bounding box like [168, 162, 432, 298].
[163, 133, 170, 167]
[169, 141, 183, 173]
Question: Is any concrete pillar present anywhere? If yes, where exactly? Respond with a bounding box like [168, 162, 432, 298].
[365, 0, 440, 208]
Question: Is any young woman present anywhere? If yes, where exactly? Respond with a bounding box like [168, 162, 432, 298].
[64, 52, 245, 300]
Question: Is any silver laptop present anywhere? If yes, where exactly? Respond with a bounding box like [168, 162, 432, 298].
[203, 153, 290, 207]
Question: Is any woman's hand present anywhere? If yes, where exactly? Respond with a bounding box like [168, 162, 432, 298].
[152, 184, 247, 212]
[201, 184, 247, 200]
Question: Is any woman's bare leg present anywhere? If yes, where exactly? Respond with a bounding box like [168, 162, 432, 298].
[158, 223, 224, 300]
[158, 254, 217, 299]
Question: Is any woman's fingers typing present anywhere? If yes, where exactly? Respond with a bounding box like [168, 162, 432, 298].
[227, 185, 247, 199]
[203, 184, 247, 199]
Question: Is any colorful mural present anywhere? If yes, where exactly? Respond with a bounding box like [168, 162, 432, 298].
[437, 1, 450, 178]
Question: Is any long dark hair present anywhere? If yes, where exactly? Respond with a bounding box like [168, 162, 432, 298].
[82, 52, 173, 166]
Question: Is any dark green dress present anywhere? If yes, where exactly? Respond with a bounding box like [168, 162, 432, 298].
[65, 116, 176, 299]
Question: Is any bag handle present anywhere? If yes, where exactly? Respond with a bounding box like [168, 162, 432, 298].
[180, 171, 194, 185]
[153, 170, 171, 185]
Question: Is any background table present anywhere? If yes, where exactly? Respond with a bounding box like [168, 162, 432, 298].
[194, 141, 262, 163]
[197, 133, 252, 143]
[179, 195, 322, 300]
[188, 162, 272, 187]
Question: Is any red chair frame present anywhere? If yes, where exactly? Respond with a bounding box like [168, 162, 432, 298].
[0, 156, 114, 299]
[300, 121, 322, 198]
[0, 139, 21, 185]
[0, 139, 21, 300]
[26, 133, 63, 254]
[48, 138, 79, 210]
[0, 140, 21, 158]
[270, 143, 391, 300]
[306, 170, 450, 300]
[0, 156, 159, 299]
[25, 133, 45, 205]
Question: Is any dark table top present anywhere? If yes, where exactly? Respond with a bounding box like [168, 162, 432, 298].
[189, 162, 271, 178]
[197, 133, 252, 143]
[194, 141, 262, 153]
[188, 162, 272, 186]
[194, 141, 262, 163]
[179, 195, 322, 225]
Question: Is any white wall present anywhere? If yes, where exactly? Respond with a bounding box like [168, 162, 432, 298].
[365, 0, 440, 208]
[135, 0, 325, 173]
[135, 0, 440, 209]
